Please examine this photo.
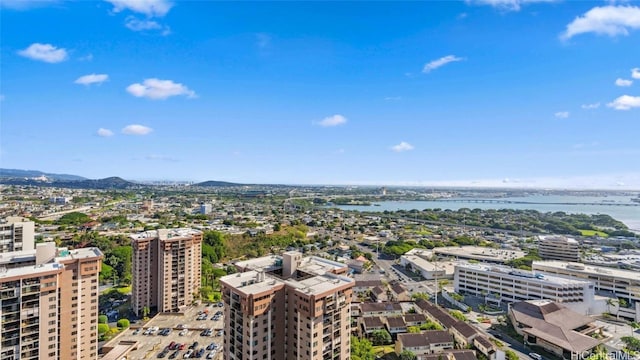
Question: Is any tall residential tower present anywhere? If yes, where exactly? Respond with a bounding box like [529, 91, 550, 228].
[0, 242, 103, 360]
[131, 229, 202, 316]
[221, 252, 354, 360]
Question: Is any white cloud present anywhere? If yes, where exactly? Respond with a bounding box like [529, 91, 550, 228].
[561, 5, 640, 40]
[18, 43, 67, 63]
[316, 114, 347, 127]
[126, 78, 196, 100]
[423, 55, 464, 73]
[616, 78, 633, 87]
[122, 124, 153, 135]
[465, 0, 558, 12]
[607, 95, 640, 110]
[581, 102, 600, 109]
[554, 111, 570, 119]
[391, 141, 414, 152]
[124, 16, 170, 34]
[75, 74, 109, 86]
[97, 128, 114, 137]
[632, 68, 640, 79]
[105, 0, 172, 17]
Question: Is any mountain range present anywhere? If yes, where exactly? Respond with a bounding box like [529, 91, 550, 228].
[0, 168, 242, 189]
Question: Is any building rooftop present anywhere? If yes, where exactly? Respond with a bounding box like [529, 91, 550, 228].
[0, 249, 36, 265]
[510, 300, 600, 353]
[56, 247, 103, 261]
[220, 270, 284, 295]
[130, 228, 202, 241]
[456, 263, 592, 286]
[434, 246, 526, 263]
[533, 260, 640, 282]
[539, 235, 578, 244]
[0, 261, 64, 279]
[286, 273, 353, 296]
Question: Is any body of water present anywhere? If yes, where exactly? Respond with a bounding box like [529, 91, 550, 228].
[331, 194, 640, 232]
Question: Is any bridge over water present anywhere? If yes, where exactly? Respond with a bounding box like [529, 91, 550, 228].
[433, 199, 639, 207]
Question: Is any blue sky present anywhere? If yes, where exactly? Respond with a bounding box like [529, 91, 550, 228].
[1, 0, 640, 189]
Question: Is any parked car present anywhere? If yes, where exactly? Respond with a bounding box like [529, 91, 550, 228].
[529, 353, 542, 360]
[183, 349, 193, 359]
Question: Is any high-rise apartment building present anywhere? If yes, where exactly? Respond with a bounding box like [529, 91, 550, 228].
[131, 228, 202, 316]
[0, 217, 35, 254]
[0, 242, 103, 360]
[221, 251, 354, 360]
[538, 235, 580, 262]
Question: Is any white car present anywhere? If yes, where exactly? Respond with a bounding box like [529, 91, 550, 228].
[179, 329, 188, 336]
[207, 350, 217, 359]
[183, 349, 193, 358]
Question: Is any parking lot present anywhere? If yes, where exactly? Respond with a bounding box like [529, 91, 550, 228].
[104, 304, 225, 359]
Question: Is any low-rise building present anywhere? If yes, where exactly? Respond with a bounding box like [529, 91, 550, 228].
[395, 331, 454, 357]
[385, 316, 407, 335]
[449, 321, 479, 349]
[508, 300, 602, 359]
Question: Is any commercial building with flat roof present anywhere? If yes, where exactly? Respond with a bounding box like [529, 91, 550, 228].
[0, 242, 103, 360]
[221, 251, 354, 360]
[538, 235, 580, 262]
[454, 263, 594, 306]
[433, 246, 525, 264]
[131, 228, 202, 315]
[533, 261, 640, 321]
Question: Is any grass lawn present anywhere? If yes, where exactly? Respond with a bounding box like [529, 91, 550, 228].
[372, 345, 396, 356]
[579, 229, 608, 237]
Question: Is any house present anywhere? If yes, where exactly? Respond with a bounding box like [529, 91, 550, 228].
[508, 300, 602, 359]
[385, 316, 407, 335]
[423, 350, 479, 360]
[354, 279, 384, 293]
[360, 302, 403, 317]
[371, 285, 389, 302]
[449, 321, 479, 348]
[415, 300, 458, 329]
[395, 331, 454, 357]
[404, 313, 428, 327]
[390, 282, 411, 302]
[347, 259, 367, 274]
[361, 316, 385, 335]
[473, 335, 501, 360]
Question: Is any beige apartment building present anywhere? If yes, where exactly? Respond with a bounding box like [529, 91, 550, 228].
[0, 217, 35, 254]
[538, 235, 580, 262]
[131, 229, 202, 316]
[0, 242, 103, 360]
[221, 251, 354, 360]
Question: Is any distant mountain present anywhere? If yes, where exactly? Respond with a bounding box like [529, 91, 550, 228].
[0, 168, 87, 181]
[0, 174, 142, 190]
[193, 180, 243, 187]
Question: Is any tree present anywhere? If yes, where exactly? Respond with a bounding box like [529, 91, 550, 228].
[399, 350, 418, 360]
[98, 315, 108, 324]
[142, 306, 150, 319]
[98, 323, 109, 336]
[117, 319, 130, 329]
[371, 329, 392, 345]
[351, 336, 375, 360]
[505, 350, 519, 360]
[407, 326, 421, 333]
[449, 310, 467, 321]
